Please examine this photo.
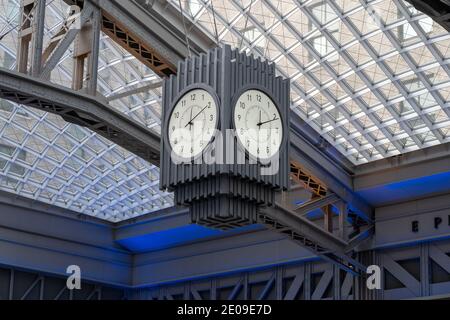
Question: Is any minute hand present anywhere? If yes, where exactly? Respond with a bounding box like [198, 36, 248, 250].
[185, 105, 209, 127]
[257, 117, 279, 126]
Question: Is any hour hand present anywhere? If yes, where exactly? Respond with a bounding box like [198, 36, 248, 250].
[185, 108, 194, 128]
[258, 110, 262, 129]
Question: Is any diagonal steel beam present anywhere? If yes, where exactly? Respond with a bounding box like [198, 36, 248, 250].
[106, 81, 163, 102]
[293, 193, 340, 216]
[259, 203, 366, 275]
[40, 3, 94, 79]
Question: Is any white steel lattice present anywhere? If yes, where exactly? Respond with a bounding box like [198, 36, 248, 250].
[0, 0, 173, 222]
[171, 0, 450, 164]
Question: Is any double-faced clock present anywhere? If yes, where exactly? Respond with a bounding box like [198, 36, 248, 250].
[160, 45, 290, 230]
[233, 89, 283, 160]
[167, 88, 218, 160]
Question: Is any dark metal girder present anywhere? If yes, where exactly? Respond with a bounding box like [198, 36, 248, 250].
[405, 0, 450, 31]
[62, 0, 217, 77]
[259, 204, 366, 275]
[293, 193, 340, 215]
[0, 68, 161, 166]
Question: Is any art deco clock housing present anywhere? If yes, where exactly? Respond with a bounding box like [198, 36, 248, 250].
[160, 45, 290, 230]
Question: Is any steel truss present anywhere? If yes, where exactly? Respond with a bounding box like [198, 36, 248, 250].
[0, 265, 127, 300]
[132, 240, 450, 300]
[2, 239, 450, 300]
[125, 241, 450, 300]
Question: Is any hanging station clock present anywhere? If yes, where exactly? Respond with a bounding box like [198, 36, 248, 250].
[167, 87, 218, 160]
[160, 45, 290, 230]
[233, 88, 283, 160]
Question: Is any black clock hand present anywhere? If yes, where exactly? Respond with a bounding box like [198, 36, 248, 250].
[258, 110, 261, 131]
[185, 108, 194, 130]
[257, 117, 280, 127]
[185, 105, 209, 127]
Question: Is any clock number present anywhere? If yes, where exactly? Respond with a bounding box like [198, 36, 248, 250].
[169, 89, 217, 159]
[233, 90, 282, 160]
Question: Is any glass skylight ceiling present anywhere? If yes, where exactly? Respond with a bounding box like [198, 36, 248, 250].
[0, 0, 449, 221]
[173, 0, 450, 164]
[0, 0, 173, 222]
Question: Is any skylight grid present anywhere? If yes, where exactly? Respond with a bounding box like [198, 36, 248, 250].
[173, 0, 450, 164]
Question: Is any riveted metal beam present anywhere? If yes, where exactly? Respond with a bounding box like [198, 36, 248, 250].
[0, 68, 161, 166]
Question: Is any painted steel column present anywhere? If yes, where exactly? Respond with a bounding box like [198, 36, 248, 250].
[323, 205, 333, 233]
[338, 201, 348, 241]
[333, 265, 341, 300]
[276, 266, 283, 300]
[17, 1, 32, 73]
[420, 243, 431, 297]
[87, 6, 101, 95]
[30, 0, 46, 77]
[304, 263, 311, 300]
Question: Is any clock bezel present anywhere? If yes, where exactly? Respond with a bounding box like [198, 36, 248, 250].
[165, 83, 221, 163]
[231, 85, 285, 163]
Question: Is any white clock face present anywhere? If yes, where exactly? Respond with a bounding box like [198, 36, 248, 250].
[168, 88, 218, 159]
[234, 89, 283, 160]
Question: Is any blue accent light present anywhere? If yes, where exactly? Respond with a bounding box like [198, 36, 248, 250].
[357, 171, 450, 206]
[116, 223, 262, 253]
[117, 224, 222, 253]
